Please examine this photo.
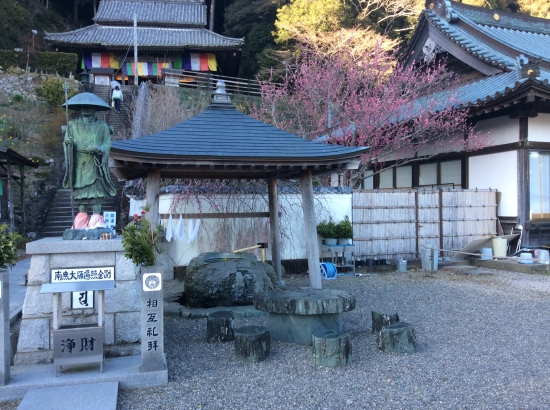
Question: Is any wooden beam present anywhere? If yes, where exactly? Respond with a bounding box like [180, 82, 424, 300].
[6, 160, 14, 232]
[301, 170, 322, 289]
[159, 212, 273, 219]
[146, 169, 161, 227]
[268, 178, 282, 283]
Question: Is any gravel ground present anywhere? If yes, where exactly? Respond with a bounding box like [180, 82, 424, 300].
[5, 265, 550, 409]
[119, 265, 550, 410]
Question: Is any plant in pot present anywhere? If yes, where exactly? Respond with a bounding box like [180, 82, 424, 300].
[317, 217, 337, 245]
[335, 215, 353, 245]
[0, 224, 18, 270]
[121, 205, 164, 272]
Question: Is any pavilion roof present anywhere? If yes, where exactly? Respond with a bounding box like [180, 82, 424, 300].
[109, 90, 367, 181]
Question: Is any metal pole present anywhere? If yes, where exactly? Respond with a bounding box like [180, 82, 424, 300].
[134, 14, 138, 86]
[63, 81, 75, 228]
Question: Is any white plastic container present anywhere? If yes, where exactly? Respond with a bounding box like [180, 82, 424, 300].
[492, 238, 507, 258]
[480, 247, 493, 260]
[518, 252, 534, 264]
[538, 249, 550, 264]
[395, 258, 407, 272]
[421, 246, 438, 271]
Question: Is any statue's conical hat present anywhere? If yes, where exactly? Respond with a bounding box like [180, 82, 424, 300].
[62, 92, 112, 111]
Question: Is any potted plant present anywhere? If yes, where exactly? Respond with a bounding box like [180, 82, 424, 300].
[0, 224, 18, 270]
[121, 205, 164, 271]
[335, 215, 353, 245]
[317, 217, 337, 245]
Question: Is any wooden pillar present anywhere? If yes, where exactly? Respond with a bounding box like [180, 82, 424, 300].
[19, 165, 25, 235]
[268, 178, 283, 284]
[146, 169, 161, 226]
[518, 117, 530, 244]
[6, 160, 14, 232]
[301, 170, 322, 290]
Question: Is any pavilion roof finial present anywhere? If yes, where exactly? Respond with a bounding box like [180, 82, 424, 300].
[210, 80, 235, 109]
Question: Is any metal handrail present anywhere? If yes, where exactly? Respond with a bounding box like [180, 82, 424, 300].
[162, 69, 277, 96]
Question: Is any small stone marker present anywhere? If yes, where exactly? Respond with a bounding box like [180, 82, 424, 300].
[234, 326, 270, 363]
[377, 322, 416, 353]
[207, 310, 234, 343]
[0, 269, 9, 385]
[371, 311, 399, 335]
[141, 272, 165, 372]
[312, 330, 352, 367]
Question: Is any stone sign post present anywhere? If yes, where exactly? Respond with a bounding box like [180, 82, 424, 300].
[0, 269, 9, 385]
[141, 271, 164, 372]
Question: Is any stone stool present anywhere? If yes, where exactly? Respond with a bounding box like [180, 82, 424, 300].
[234, 326, 270, 363]
[312, 330, 352, 367]
[206, 310, 234, 343]
[377, 322, 416, 353]
[371, 311, 399, 335]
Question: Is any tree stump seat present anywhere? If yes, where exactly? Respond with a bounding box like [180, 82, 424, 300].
[206, 310, 234, 343]
[371, 311, 400, 335]
[377, 322, 416, 353]
[234, 326, 270, 363]
[253, 289, 356, 345]
[312, 330, 352, 367]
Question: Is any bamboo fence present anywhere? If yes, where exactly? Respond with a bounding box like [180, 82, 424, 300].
[352, 188, 498, 260]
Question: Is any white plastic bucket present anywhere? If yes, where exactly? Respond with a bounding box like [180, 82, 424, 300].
[492, 238, 507, 258]
[396, 259, 407, 272]
[480, 247, 493, 260]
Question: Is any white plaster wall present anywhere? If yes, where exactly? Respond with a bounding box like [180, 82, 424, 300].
[130, 193, 352, 266]
[469, 151, 518, 216]
[529, 113, 550, 142]
[475, 117, 519, 146]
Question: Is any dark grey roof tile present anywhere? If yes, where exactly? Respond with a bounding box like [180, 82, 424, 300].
[45, 25, 244, 49]
[94, 0, 206, 27]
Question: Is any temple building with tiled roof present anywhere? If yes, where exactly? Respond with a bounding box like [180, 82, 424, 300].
[44, 0, 244, 84]
[371, 0, 550, 246]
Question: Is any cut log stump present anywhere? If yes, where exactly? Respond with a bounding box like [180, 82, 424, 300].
[234, 326, 270, 363]
[206, 310, 234, 343]
[377, 322, 416, 353]
[371, 311, 399, 335]
[312, 330, 352, 367]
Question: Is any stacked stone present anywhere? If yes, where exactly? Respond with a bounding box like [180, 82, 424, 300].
[15, 238, 142, 365]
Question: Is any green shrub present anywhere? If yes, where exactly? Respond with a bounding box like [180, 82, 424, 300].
[36, 52, 78, 76]
[35, 77, 78, 108]
[334, 215, 353, 239]
[317, 217, 336, 238]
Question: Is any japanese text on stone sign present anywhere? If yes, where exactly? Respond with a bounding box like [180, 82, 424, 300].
[51, 266, 114, 283]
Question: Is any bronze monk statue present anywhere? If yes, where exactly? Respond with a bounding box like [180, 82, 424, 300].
[62, 92, 116, 229]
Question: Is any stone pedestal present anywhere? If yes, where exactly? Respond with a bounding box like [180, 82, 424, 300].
[15, 237, 141, 365]
[254, 289, 355, 345]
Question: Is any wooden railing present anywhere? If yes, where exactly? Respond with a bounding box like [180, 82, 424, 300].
[162, 69, 273, 96]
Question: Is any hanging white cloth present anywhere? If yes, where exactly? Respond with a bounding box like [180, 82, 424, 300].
[187, 219, 202, 244]
[166, 214, 174, 242]
[175, 214, 185, 241]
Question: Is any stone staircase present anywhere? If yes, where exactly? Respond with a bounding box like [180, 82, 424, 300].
[90, 84, 134, 140]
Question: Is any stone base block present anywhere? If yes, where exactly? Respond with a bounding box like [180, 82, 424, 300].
[265, 312, 342, 345]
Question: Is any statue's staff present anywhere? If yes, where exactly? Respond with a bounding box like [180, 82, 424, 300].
[62, 81, 76, 229]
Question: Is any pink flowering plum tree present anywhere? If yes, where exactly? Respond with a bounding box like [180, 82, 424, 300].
[252, 46, 489, 187]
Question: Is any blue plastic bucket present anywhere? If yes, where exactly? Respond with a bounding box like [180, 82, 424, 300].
[320, 262, 337, 280]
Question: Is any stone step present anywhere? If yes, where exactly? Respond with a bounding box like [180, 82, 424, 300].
[17, 382, 118, 410]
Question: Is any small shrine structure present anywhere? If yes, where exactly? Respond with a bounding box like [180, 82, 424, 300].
[109, 81, 368, 289]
